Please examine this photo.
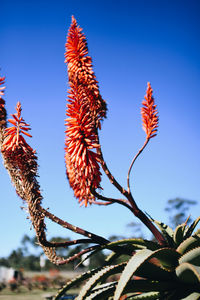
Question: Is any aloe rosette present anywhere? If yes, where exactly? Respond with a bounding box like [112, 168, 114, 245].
[54, 217, 200, 300]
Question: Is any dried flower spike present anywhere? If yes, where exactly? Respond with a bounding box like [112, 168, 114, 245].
[141, 82, 159, 139]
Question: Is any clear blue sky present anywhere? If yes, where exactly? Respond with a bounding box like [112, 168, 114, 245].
[1, 0, 200, 257]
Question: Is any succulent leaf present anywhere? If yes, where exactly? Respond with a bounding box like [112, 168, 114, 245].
[185, 217, 200, 239]
[86, 281, 116, 299]
[176, 262, 200, 284]
[173, 223, 187, 246]
[102, 238, 160, 251]
[177, 235, 200, 254]
[126, 291, 161, 299]
[179, 247, 200, 266]
[114, 249, 153, 300]
[181, 292, 200, 300]
[150, 218, 174, 247]
[136, 259, 174, 281]
[77, 263, 125, 299]
[54, 266, 104, 299]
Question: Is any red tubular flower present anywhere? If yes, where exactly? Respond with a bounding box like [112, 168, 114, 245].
[65, 82, 102, 206]
[64, 17, 107, 206]
[65, 16, 107, 125]
[2, 102, 32, 152]
[2, 102, 37, 178]
[141, 82, 159, 139]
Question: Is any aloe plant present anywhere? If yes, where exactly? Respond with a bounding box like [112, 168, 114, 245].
[1, 16, 199, 300]
[55, 218, 200, 299]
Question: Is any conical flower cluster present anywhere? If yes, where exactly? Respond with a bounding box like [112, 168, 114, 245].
[65, 17, 107, 206]
[65, 82, 102, 206]
[1, 102, 38, 192]
[141, 82, 159, 140]
[65, 16, 107, 125]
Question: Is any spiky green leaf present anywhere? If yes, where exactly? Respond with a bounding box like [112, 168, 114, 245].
[185, 217, 200, 239]
[54, 266, 103, 299]
[176, 262, 200, 284]
[177, 235, 200, 254]
[77, 263, 125, 300]
[86, 281, 116, 299]
[149, 218, 174, 247]
[113, 249, 153, 300]
[173, 224, 186, 245]
[181, 292, 200, 300]
[179, 247, 200, 266]
[126, 291, 161, 299]
[135, 260, 174, 280]
[107, 238, 161, 250]
[114, 248, 180, 300]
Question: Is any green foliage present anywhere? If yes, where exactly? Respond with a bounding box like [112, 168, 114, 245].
[54, 217, 200, 300]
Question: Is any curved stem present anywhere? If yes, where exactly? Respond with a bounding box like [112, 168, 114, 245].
[96, 136, 166, 246]
[36, 237, 93, 248]
[41, 207, 110, 246]
[89, 199, 113, 206]
[97, 146, 129, 198]
[91, 188, 133, 212]
[127, 138, 149, 194]
[48, 245, 100, 266]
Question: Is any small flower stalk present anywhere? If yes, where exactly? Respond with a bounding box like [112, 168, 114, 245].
[141, 82, 159, 140]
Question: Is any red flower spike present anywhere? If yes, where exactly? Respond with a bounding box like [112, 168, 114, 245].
[141, 82, 159, 140]
[2, 102, 33, 152]
[64, 17, 107, 206]
[65, 82, 102, 206]
[65, 16, 107, 125]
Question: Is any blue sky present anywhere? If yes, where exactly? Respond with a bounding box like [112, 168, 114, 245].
[1, 0, 200, 257]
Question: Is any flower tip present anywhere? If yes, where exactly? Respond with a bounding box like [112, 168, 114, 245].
[71, 15, 77, 24]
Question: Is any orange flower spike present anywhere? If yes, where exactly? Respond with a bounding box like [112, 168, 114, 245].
[141, 82, 159, 140]
[65, 16, 107, 123]
[2, 102, 32, 152]
[65, 17, 108, 206]
[65, 82, 102, 206]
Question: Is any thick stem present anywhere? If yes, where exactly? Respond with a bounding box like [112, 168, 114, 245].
[42, 207, 110, 245]
[126, 193, 166, 246]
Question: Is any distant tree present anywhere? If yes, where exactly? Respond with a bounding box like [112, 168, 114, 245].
[165, 198, 197, 228]
[0, 257, 10, 267]
[8, 248, 24, 269]
[20, 234, 39, 255]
